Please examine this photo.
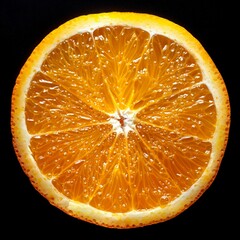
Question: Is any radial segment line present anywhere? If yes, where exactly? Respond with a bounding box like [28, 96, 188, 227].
[55, 129, 115, 178]
[135, 130, 182, 192]
[91, 32, 119, 110]
[135, 118, 211, 142]
[30, 121, 111, 137]
[87, 133, 119, 202]
[124, 135, 138, 210]
[125, 34, 153, 107]
[39, 70, 111, 116]
[135, 81, 206, 113]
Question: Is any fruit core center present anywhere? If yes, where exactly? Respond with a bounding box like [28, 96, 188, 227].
[108, 109, 136, 135]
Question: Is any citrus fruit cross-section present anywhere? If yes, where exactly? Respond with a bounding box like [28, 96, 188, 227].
[11, 12, 230, 228]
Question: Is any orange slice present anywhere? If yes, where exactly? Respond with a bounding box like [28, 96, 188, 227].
[11, 12, 230, 228]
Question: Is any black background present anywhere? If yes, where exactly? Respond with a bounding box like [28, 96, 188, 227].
[1, 0, 238, 237]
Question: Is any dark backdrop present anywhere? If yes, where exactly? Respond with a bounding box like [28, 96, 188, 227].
[1, 0, 238, 238]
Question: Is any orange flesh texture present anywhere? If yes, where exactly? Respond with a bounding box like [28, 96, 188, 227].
[25, 26, 216, 213]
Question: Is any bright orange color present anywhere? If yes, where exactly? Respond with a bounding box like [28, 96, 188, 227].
[11, 12, 230, 228]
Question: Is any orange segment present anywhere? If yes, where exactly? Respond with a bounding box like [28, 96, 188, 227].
[136, 84, 216, 139]
[41, 33, 116, 113]
[127, 130, 181, 208]
[11, 12, 230, 228]
[93, 26, 151, 109]
[132, 34, 202, 110]
[30, 124, 113, 177]
[26, 72, 110, 134]
[135, 123, 211, 191]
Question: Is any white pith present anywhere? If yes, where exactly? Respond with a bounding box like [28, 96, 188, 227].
[108, 108, 137, 135]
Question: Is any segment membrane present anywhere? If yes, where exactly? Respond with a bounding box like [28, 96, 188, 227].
[30, 124, 113, 178]
[26, 25, 216, 212]
[26, 72, 110, 134]
[136, 84, 216, 139]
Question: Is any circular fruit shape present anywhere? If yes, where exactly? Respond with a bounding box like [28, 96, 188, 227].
[11, 12, 230, 228]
